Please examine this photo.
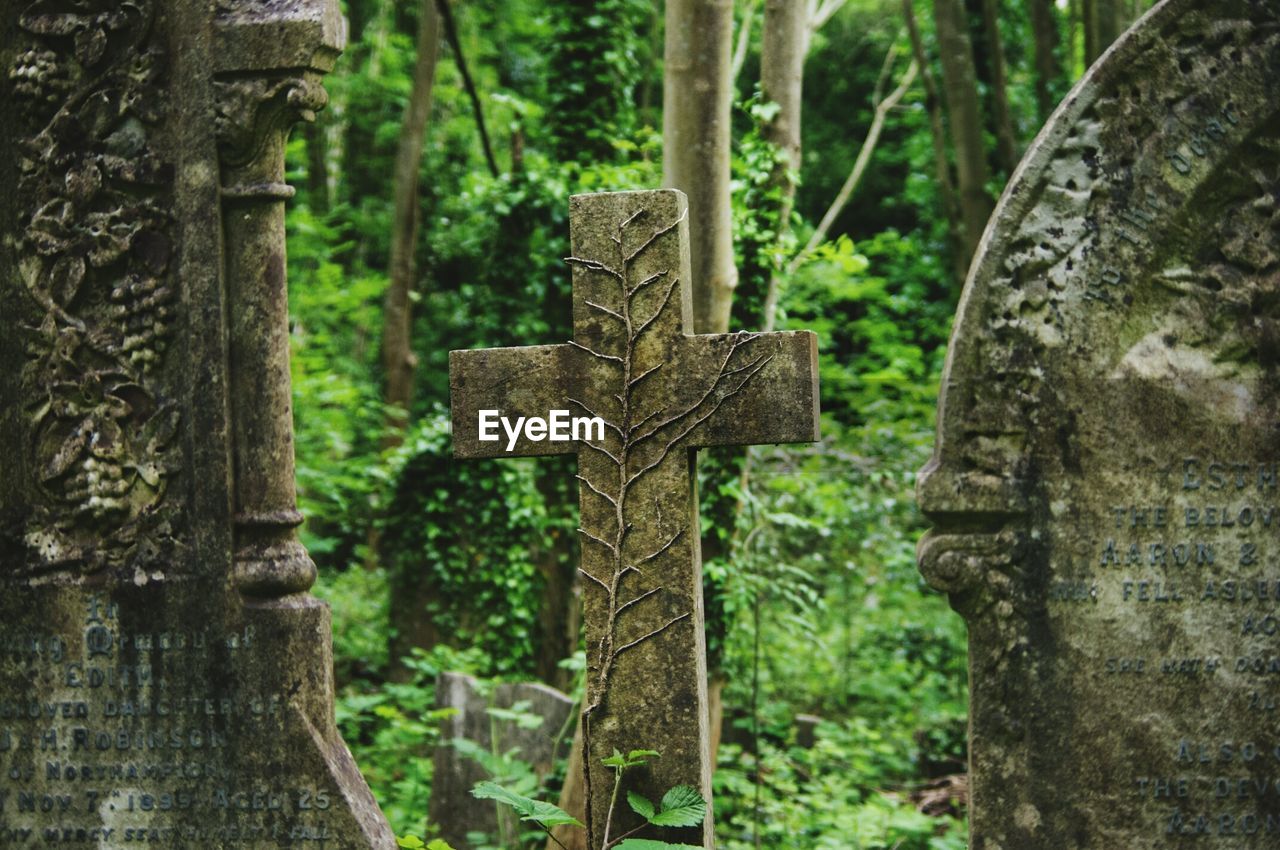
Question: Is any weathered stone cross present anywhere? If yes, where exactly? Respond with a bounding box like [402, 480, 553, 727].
[450, 189, 818, 847]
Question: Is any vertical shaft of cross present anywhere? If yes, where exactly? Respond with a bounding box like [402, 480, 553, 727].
[568, 192, 713, 847]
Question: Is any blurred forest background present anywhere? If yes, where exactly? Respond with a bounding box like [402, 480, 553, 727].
[283, 0, 1158, 846]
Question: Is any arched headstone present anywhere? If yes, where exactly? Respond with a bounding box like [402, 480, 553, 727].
[919, 1, 1280, 845]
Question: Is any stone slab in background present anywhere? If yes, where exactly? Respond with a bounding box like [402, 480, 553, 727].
[429, 673, 575, 849]
[918, 0, 1280, 846]
[0, 1, 393, 846]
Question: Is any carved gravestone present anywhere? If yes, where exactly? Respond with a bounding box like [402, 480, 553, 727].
[451, 189, 819, 847]
[429, 673, 575, 849]
[918, 1, 1280, 846]
[0, 1, 394, 846]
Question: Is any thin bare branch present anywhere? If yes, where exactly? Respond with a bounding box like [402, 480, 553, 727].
[633, 276, 680, 339]
[623, 211, 687, 264]
[577, 527, 617, 555]
[617, 587, 662, 616]
[614, 613, 691, 659]
[576, 474, 618, 508]
[811, 0, 848, 33]
[628, 362, 663, 388]
[585, 299, 626, 323]
[630, 270, 669, 298]
[631, 335, 756, 446]
[789, 58, 918, 274]
[627, 353, 774, 488]
[635, 527, 685, 566]
[579, 439, 623, 467]
[565, 256, 625, 283]
[566, 397, 624, 439]
[568, 339, 624, 365]
[731, 0, 760, 82]
[578, 567, 610, 592]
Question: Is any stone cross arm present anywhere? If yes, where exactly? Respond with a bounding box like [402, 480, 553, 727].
[449, 331, 818, 460]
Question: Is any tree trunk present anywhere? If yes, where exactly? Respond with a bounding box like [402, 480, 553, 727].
[903, 0, 965, 285]
[933, 0, 993, 267]
[757, 0, 808, 330]
[663, 0, 736, 334]
[979, 0, 1018, 177]
[381, 0, 441, 440]
[1084, 0, 1124, 65]
[1029, 0, 1063, 122]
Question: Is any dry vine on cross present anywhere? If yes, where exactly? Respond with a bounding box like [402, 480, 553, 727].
[565, 208, 774, 721]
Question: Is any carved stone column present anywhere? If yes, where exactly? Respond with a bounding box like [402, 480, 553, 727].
[213, 0, 344, 598]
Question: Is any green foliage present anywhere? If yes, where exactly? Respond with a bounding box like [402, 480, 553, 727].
[544, 0, 655, 164]
[472, 781, 584, 829]
[731, 96, 795, 331]
[786, 231, 952, 427]
[627, 786, 707, 828]
[380, 413, 548, 677]
[715, 735, 966, 850]
[397, 837, 456, 850]
[334, 647, 484, 836]
[475, 748, 706, 850]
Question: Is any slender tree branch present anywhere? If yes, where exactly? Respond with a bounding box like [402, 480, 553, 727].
[435, 0, 498, 177]
[568, 340, 624, 365]
[585, 299, 626, 323]
[576, 474, 618, 508]
[566, 397, 624, 440]
[614, 613, 692, 659]
[628, 362, 663, 388]
[579, 567, 610, 593]
[565, 256, 626, 283]
[635, 527, 686, 567]
[617, 587, 662, 616]
[789, 58, 918, 274]
[578, 527, 618, 555]
[633, 277, 680, 338]
[624, 211, 687, 264]
[630, 270, 669, 297]
[731, 0, 760, 82]
[810, 0, 848, 32]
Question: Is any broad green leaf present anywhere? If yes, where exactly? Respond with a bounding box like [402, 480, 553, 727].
[649, 785, 706, 828]
[614, 841, 704, 850]
[395, 838, 424, 850]
[523, 799, 586, 828]
[470, 781, 584, 828]
[426, 842, 456, 850]
[627, 791, 655, 820]
[627, 749, 661, 761]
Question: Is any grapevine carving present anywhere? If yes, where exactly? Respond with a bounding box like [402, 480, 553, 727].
[10, 0, 180, 576]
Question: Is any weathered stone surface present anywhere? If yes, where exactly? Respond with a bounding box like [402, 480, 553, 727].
[917, 1, 1280, 846]
[430, 673, 575, 849]
[450, 189, 820, 847]
[0, 1, 393, 846]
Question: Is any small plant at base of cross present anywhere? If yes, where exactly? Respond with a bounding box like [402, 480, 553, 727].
[471, 749, 707, 850]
